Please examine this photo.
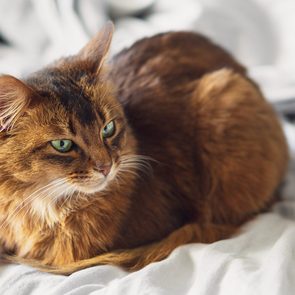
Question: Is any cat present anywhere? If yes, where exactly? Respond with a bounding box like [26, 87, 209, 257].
[0, 22, 288, 274]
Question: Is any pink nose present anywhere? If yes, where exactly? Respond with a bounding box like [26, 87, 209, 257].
[96, 163, 112, 176]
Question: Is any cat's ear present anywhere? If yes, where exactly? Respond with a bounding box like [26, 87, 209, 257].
[0, 75, 33, 131]
[78, 21, 114, 74]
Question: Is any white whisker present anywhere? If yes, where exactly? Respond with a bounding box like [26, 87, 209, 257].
[115, 154, 155, 180]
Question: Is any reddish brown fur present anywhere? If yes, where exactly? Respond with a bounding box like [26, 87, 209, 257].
[0, 24, 289, 274]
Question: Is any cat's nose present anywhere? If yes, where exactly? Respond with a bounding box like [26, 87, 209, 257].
[95, 162, 112, 176]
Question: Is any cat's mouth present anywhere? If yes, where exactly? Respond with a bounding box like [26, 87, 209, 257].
[70, 166, 117, 194]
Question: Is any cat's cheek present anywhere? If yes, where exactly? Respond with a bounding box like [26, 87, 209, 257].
[12, 165, 52, 184]
[117, 132, 129, 151]
[12, 171, 36, 183]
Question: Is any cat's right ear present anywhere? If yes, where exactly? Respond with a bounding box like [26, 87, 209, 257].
[77, 21, 114, 74]
[0, 75, 33, 131]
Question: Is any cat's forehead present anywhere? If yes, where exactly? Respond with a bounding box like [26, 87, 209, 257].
[27, 68, 101, 127]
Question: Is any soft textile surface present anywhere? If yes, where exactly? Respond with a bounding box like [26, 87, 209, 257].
[0, 0, 295, 294]
[0, 153, 294, 295]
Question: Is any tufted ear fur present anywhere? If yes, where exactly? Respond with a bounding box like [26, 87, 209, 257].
[0, 75, 34, 131]
[78, 21, 114, 74]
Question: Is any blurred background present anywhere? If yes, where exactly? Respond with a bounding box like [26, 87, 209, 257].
[0, 0, 294, 151]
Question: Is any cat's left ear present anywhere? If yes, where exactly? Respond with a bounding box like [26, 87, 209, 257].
[78, 21, 114, 74]
[0, 75, 34, 131]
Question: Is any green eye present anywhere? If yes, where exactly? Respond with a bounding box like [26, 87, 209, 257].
[51, 139, 73, 153]
[102, 121, 115, 138]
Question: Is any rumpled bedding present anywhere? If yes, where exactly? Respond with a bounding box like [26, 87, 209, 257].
[0, 0, 295, 294]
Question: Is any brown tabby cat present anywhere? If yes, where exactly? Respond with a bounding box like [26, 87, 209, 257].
[0, 23, 288, 274]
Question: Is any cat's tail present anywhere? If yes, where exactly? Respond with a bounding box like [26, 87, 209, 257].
[2, 223, 235, 275]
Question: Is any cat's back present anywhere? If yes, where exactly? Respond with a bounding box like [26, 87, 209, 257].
[110, 31, 246, 94]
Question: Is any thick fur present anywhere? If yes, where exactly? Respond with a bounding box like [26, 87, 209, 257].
[0, 25, 289, 274]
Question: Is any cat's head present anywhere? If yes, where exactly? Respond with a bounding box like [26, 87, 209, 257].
[0, 23, 137, 202]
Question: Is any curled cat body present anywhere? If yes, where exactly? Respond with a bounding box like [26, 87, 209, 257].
[0, 23, 288, 274]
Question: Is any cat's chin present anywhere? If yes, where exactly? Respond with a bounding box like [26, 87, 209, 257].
[74, 176, 115, 195]
[75, 181, 109, 194]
